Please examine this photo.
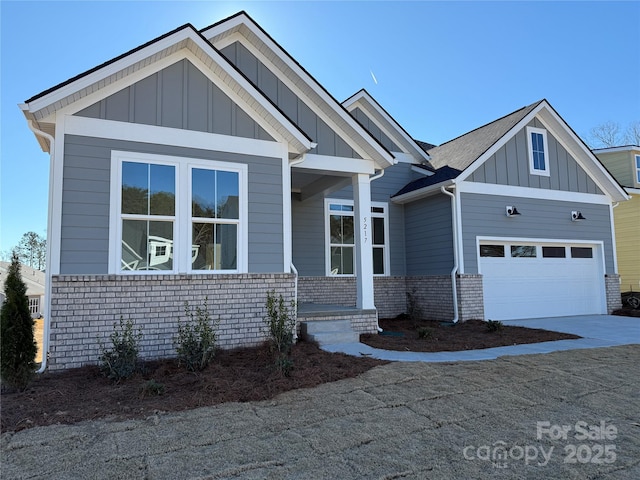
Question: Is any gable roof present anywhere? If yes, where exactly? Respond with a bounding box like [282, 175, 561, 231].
[395, 99, 629, 202]
[342, 89, 432, 165]
[20, 23, 313, 156]
[201, 12, 395, 169]
[427, 101, 542, 171]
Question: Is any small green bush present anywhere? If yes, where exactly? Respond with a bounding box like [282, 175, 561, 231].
[99, 317, 142, 382]
[174, 299, 218, 372]
[264, 290, 296, 375]
[140, 379, 165, 398]
[486, 320, 504, 333]
[0, 253, 37, 390]
[417, 326, 433, 339]
[406, 290, 423, 327]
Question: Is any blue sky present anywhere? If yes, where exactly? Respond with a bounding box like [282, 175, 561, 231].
[1, 0, 639, 255]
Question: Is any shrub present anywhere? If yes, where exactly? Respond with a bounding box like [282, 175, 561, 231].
[406, 290, 423, 327]
[175, 299, 218, 372]
[417, 326, 433, 339]
[99, 317, 142, 382]
[264, 290, 296, 376]
[140, 379, 165, 398]
[486, 320, 504, 333]
[0, 253, 37, 390]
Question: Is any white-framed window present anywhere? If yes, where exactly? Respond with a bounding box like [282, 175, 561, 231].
[110, 151, 247, 274]
[527, 126, 550, 176]
[28, 297, 40, 315]
[635, 154, 640, 185]
[324, 199, 389, 276]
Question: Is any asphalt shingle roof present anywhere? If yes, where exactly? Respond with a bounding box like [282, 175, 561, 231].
[426, 100, 543, 171]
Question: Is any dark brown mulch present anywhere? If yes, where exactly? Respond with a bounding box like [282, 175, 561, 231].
[0, 341, 387, 433]
[613, 307, 640, 318]
[360, 317, 581, 352]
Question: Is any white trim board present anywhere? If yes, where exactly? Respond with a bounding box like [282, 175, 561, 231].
[457, 181, 612, 205]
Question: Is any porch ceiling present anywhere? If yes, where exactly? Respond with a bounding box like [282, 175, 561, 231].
[291, 169, 351, 201]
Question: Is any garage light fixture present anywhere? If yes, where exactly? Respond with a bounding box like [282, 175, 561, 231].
[505, 206, 521, 217]
[571, 211, 586, 222]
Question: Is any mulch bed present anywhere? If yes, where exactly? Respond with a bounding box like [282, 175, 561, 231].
[0, 341, 387, 433]
[360, 317, 581, 352]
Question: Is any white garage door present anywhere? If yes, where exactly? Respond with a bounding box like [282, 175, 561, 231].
[479, 241, 605, 320]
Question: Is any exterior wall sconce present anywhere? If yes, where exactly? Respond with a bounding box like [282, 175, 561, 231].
[506, 206, 521, 217]
[571, 211, 586, 221]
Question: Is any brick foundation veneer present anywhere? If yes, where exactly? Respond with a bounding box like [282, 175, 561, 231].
[48, 274, 295, 371]
[605, 274, 622, 313]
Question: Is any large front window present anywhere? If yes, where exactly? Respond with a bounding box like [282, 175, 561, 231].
[112, 152, 246, 274]
[326, 199, 388, 276]
[635, 154, 640, 185]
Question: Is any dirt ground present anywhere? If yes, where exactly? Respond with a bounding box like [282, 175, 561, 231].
[2, 345, 638, 479]
[361, 317, 580, 352]
[1, 318, 575, 433]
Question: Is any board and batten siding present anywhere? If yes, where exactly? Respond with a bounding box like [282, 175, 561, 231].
[469, 119, 602, 194]
[459, 192, 615, 274]
[75, 59, 273, 142]
[60, 135, 284, 274]
[404, 194, 454, 276]
[220, 41, 360, 159]
[350, 107, 401, 153]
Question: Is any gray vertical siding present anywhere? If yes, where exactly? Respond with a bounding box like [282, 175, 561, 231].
[221, 42, 361, 159]
[351, 107, 401, 152]
[75, 59, 273, 141]
[404, 194, 454, 275]
[460, 192, 615, 274]
[469, 119, 602, 194]
[61, 135, 283, 274]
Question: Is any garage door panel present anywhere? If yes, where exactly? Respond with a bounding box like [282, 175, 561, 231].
[480, 242, 604, 320]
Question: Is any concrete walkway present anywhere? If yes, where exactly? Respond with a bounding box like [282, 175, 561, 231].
[322, 315, 640, 362]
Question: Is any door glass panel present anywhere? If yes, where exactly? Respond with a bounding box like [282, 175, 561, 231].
[511, 245, 536, 257]
[571, 247, 593, 258]
[542, 246, 566, 258]
[480, 245, 505, 257]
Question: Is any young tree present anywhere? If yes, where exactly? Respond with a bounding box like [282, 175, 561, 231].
[1, 253, 37, 390]
[15, 232, 46, 271]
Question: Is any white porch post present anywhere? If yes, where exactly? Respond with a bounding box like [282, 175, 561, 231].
[353, 173, 375, 310]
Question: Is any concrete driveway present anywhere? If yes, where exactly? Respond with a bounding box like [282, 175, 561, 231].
[324, 314, 639, 362]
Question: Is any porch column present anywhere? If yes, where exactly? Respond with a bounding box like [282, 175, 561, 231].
[353, 173, 375, 310]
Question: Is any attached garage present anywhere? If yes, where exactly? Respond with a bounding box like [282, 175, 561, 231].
[479, 240, 606, 320]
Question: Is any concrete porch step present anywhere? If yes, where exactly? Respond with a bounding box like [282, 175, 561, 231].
[300, 319, 360, 345]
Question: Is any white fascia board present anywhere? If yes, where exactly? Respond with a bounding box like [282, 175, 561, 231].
[23, 30, 311, 154]
[455, 101, 629, 203]
[294, 153, 376, 176]
[625, 187, 640, 195]
[65, 115, 288, 159]
[536, 107, 630, 202]
[206, 18, 395, 168]
[593, 146, 640, 154]
[25, 29, 194, 114]
[456, 180, 612, 205]
[391, 179, 454, 204]
[343, 92, 431, 163]
[411, 165, 435, 176]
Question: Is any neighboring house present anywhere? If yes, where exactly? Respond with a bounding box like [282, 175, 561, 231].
[0, 261, 45, 318]
[20, 12, 628, 370]
[593, 146, 640, 293]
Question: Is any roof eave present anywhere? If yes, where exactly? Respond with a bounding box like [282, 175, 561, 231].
[391, 179, 455, 204]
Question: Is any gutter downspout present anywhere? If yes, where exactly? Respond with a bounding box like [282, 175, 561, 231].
[289, 153, 308, 339]
[440, 185, 459, 324]
[370, 168, 385, 331]
[27, 120, 54, 373]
